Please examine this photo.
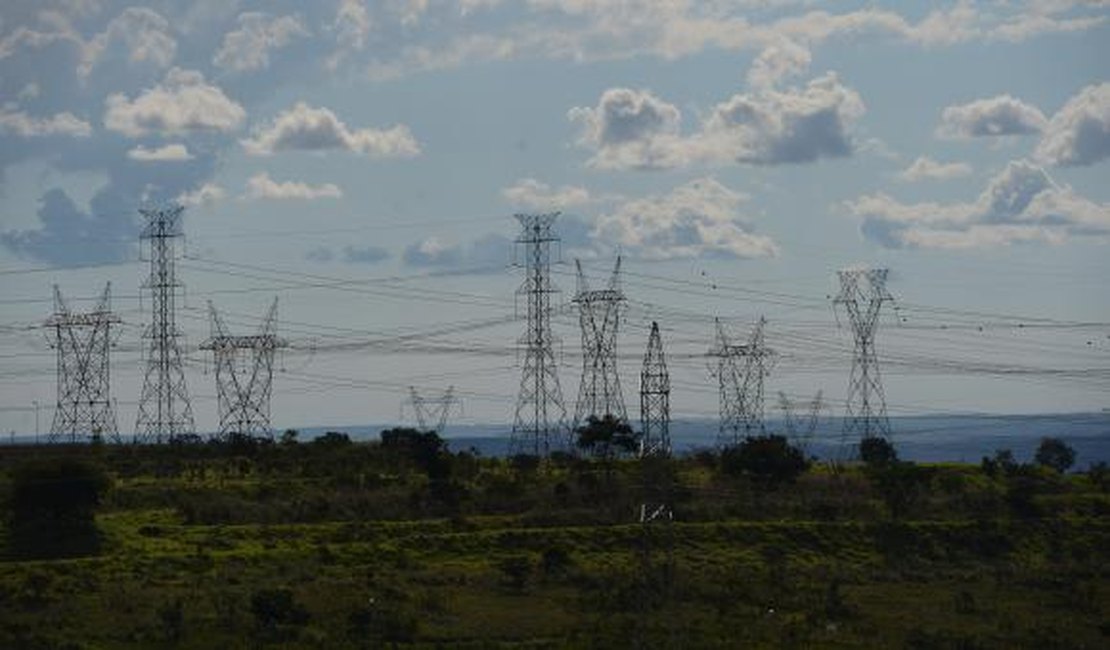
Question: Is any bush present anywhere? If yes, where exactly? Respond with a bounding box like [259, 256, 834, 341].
[6, 458, 111, 558]
[720, 434, 808, 486]
[1034, 437, 1075, 474]
[250, 587, 309, 632]
[859, 436, 898, 467]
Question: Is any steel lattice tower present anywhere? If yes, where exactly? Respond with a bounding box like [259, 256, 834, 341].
[46, 283, 121, 443]
[639, 321, 670, 459]
[135, 204, 195, 442]
[510, 212, 568, 456]
[406, 386, 459, 434]
[573, 256, 626, 429]
[202, 299, 287, 440]
[711, 317, 773, 446]
[636, 321, 674, 649]
[834, 267, 895, 446]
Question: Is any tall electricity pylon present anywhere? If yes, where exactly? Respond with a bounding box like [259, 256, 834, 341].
[573, 256, 626, 430]
[778, 390, 823, 456]
[405, 386, 459, 434]
[201, 298, 287, 440]
[135, 203, 195, 443]
[710, 317, 773, 446]
[510, 212, 568, 456]
[833, 268, 894, 447]
[636, 320, 674, 650]
[45, 283, 121, 443]
[639, 321, 670, 460]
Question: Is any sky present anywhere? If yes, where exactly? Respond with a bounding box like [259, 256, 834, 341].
[1, 0, 1108, 438]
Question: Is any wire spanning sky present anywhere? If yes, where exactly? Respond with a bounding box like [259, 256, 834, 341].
[1, 1, 1108, 436]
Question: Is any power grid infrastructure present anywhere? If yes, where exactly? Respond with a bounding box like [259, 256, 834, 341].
[201, 298, 287, 440]
[710, 316, 774, 447]
[639, 321, 670, 460]
[573, 256, 627, 430]
[833, 267, 895, 451]
[510, 212, 569, 456]
[405, 385, 460, 434]
[135, 203, 195, 443]
[44, 283, 121, 443]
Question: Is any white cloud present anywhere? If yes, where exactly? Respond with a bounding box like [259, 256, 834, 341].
[1035, 83, 1110, 167]
[17, 82, 41, 101]
[937, 95, 1047, 139]
[746, 38, 811, 89]
[79, 7, 176, 79]
[328, 0, 372, 69]
[502, 178, 593, 210]
[593, 177, 778, 260]
[126, 143, 193, 162]
[243, 172, 343, 200]
[241, 102, 420, 157]
[897, 156, 973, 182]
[177, 182, 226, 207]
[569, 73, 865, 169]
[0, 108, 92, 137]
[213, 12, 309, 72]
[104, 68, 245, 137]
[848, 160, 1110, 249]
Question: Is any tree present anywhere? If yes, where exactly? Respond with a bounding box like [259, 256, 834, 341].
[859, 436, 898, 467]
[380, 428, 449, 479]
[575, 415, 638, 462]
[720, 434, 809, 486]
[1034, 437, 1075, 474]
[7, 459, 111, 558]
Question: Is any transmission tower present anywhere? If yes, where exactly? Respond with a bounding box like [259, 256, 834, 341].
[405, 386, 459, 434]
[833, 268, 895, 448]
[135, 203, 195, 443]
[640, 321, 670, 459]
[573, 256, 626, 430]
[45, 283, 121, 443]
[778, 389, 823, 455]
[510, 212, 569, 456]
[710, 317, 773, 447]
[636, 320, 674, 650]
[201, 299, 287, 440]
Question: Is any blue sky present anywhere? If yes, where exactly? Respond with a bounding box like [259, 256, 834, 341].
[1, 1, 1108, 436]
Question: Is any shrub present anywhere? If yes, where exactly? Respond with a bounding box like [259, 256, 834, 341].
[7, 458, 111, 558]
[250, 587, 309, 631]
[1034, 437, 1075, 474]
[859, 436, 898, 467]
[720, 434, 808, 486]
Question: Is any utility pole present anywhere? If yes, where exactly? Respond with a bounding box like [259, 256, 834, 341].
[45, 283, 121, 443]
[833, 268, 895, 452]
[573, 256, 626, 430]
[510, 212, 568, 456]
[135, 203, 195, 443]
[710, 317, 773, 447]
[201, 298, 286, 441]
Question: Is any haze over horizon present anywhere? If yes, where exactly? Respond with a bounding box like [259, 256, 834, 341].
[1, 1, 1108, 437]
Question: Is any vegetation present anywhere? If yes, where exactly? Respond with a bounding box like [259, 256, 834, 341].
[0, 430, 1106, 648]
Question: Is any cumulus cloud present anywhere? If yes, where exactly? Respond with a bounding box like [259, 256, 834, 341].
[403, 233, 511, 269]
[343, 245, 390, 264]
[1035, 82, 1110, 167]
[127, 143, 193, 162]
[78, 7, 176, 79]
[1, 188, 136, 266]
[569, 73, 865, 169]
[568, 87, 685, 170]
[937, 95, 1047, 139]
[177, 182, 226, 207]
[104, 68, 245, 137]
[501, 178, 593, 210]
[593, 177, 778, 260]
[0, 108, 92, 137]
[897, 156, 973, 182]
[848, 160, 1110, 249]
[328, 0, 372, 69]
[213, 12, 309, 72]
[746, 38, 811, 89]
[241, 102, 420, 157]
[243, 172, 343, 200]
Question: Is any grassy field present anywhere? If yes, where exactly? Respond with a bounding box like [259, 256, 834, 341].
[1, 433, 1107, 648]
